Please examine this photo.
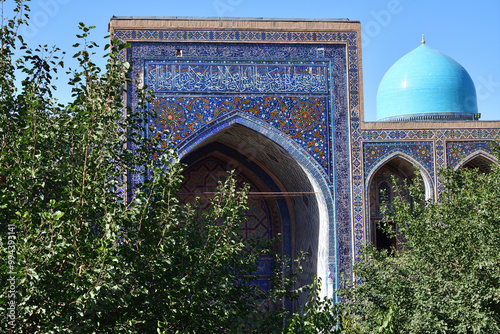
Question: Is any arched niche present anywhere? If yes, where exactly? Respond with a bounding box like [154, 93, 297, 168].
[179, 122, 332, 306]
[366, 155, 430, 250]
[455, 150, 498, 174]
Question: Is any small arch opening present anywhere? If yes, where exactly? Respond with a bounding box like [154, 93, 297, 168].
[368, 156, 423, 251]
[460, 154, 495, 174]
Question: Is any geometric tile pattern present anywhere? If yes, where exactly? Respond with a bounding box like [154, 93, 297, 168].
[116, 26, 358, 286]
[363, 142, 434, 182]
[114, 29, 350, 43]
[446, 140, 492, 169]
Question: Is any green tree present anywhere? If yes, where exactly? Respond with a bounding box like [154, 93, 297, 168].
[0, 1, 317, 332]
[341, 152, 500, 333]
[283, 278, 340, 333]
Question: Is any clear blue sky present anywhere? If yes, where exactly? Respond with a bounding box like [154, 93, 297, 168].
[10, 0, 500, 121]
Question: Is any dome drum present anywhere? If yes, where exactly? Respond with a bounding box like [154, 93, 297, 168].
[379, 112, 477, 122]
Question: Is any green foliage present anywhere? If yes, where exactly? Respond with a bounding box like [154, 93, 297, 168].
[283, 277, 339, 333]
[0, 1, 343, 332]
[341, 151, 500, 333]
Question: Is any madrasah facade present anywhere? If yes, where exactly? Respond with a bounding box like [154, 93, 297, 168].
[109, 17, 500, 299]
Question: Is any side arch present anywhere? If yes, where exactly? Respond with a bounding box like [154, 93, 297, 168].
[454, 150, 498, 172]
[365, 151, 434, 202]
[365, 152, 434, 248]
[177, 113, 336, 298]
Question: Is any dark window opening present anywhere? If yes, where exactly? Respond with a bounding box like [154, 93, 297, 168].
[369, 157, 421, 251]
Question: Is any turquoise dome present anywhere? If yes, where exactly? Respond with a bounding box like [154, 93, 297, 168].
[377, 42, 478, 122]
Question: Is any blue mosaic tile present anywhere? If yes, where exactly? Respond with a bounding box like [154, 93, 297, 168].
[446, 141, 493, 169]
[147, 95, 331, 173]
[119, 36, 355, 285]
[363, 142, 434, 182]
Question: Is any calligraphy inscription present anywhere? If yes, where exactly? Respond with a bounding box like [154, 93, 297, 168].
[145, 60, 329, 94]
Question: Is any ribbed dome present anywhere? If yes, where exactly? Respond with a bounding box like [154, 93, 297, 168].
[377, 42, 478, 122]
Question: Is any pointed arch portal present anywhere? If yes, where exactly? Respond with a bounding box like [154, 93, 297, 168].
[366, 155, 428, 250]
[178, 121, 333, 303]
[123, 30, 352, 303]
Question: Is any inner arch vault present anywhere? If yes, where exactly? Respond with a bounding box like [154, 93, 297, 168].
[179, 122, 334, 300]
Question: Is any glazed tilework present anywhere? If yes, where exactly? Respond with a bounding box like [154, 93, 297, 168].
[116, 23, 500, 291]
[363, 142, 434, 182]
[148, 95, 331, 172]
[114, 29, 353, 289]
[144, 60, 330, 94]
[114, 29, 351, 43]
[357, 129, 500, 252]
[331, 47, 350, 282]
[446, 141, 493, 169]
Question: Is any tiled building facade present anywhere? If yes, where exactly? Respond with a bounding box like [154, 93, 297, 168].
[109, 17, 500, 298]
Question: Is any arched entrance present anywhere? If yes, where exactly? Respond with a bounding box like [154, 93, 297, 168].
[367, 156, 426, 250]
[179, 123, 331, 306]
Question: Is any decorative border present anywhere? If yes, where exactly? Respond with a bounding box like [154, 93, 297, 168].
[144, 59, 330, 94]
[378, 112, 476, 122]
[114, 29, 351, 43]
[446, 140, 494, 169]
